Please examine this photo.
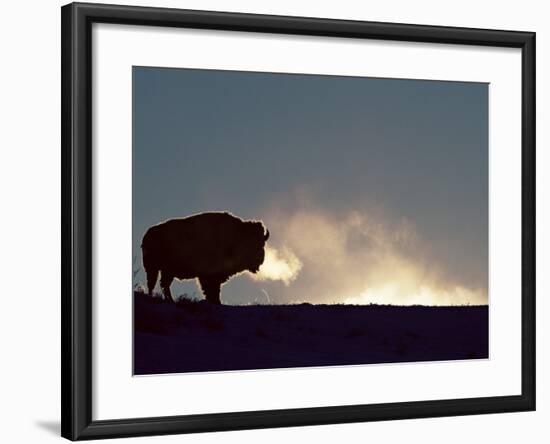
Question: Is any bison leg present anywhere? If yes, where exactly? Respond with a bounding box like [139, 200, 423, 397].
[160, 271, 175, 303]
[198, 277, 222, 305]
[145, 268, 159, 297]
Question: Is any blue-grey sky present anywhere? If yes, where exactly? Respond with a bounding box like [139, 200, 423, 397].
[133, 66, 488, 306]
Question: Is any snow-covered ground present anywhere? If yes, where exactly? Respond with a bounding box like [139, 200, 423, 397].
[134, 292, 488, 375]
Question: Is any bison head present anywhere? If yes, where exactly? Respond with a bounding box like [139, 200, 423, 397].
[241, 221, 270, 273]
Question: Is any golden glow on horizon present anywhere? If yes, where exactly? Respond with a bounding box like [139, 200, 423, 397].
[343, 284, 486, 306]
[340, 250, 487, 306]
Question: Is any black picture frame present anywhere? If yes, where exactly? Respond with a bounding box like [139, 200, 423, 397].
[61, 2, 536, 440]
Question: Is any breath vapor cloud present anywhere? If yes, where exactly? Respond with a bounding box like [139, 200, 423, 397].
[251, 205, 487, 306]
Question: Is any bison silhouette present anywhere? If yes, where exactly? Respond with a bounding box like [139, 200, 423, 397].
[141, 212, 270, 304]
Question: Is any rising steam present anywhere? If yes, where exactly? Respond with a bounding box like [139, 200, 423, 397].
[253, 205, 487, 306]
[250, 246, 302, 285]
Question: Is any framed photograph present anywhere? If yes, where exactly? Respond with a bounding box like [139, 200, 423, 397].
[61, 2, 535, 440]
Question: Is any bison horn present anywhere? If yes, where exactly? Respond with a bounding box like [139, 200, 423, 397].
[264, 229, 270, 241]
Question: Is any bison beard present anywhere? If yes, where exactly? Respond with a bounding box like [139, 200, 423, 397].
[141, 212, 270, 304]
